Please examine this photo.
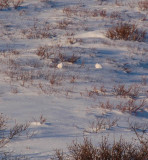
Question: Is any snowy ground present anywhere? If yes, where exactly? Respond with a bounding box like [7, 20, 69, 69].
[0, 0, 148, 159]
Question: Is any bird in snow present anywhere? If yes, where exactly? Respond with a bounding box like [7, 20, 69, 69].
[95, 63, 102, 69]
[57, 62, 63, 69]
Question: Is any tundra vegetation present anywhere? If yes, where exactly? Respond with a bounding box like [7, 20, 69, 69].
[0, 0, 148, 159]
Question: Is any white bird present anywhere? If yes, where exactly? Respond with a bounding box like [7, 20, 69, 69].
[57, 62, 63, 69]
[95, 63, 102, 69]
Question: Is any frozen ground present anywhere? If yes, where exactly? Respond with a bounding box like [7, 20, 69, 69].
[0, 0, 148, 159]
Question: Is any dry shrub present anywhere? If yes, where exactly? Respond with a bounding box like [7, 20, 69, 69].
[106, 23, 146, 41]
[62, 54, 80, 64]
[0, 113, 30, 159]
[36, 45, 54, 59]
[0, 114, 30, 148]
[36, 44, 63, 60]
[36, 45, 80, 64]
[98, 137, 148, 160]
[63, 6, 96, 18]
[51, 137, 148, 160]
[97, 0, 108, 5]
[129, 121, 148, 149]
[0, 0, 10, 9]
[67, 37, 78, 45]
[110, 11, 121, 19]
[91, 9, 100, 17]
[86, 87, 99, 98]
[68, 138, 98, 160]
[57, 20, 71, 30]
[12, 0, 23, 9]
[63, 6, 83, 17]
[51, 149, 65, 160]
[98, 99, 146, 114]
[138, 0, 148, 11]
[49, 72, 63, 86]
[112, 84, 140, 99]
[0, 0, 23, 9]
[99, 9, 107, 18]
[141, 76, 147, 85]
[0, 113, 7, 130]
[99, 85, 107, 95]
[84, 86, 107, 98]
[36, 44, 64, 60]
[99, 101, 114, 110]
[116, 99, 146, 114]
[10, 86, 18, 94]
[63, 7, 75, 17]
[40, 0, 50, 3]
[85, 117, 119, 133]
[22, 21, 54, 39]
[70, 75, 78, 83]
[39, 114, 46, 124]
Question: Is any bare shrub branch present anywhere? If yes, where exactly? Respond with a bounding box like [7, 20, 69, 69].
[52, 137, 148, 160]
[138, 0, 148, 11]
[106, 23, 146, 42]
[112, 84, 140, 99]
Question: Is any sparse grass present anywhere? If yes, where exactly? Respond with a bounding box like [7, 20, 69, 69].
[106, 23, 146, 42]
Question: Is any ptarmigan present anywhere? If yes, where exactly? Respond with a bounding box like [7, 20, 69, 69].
[57, 62, 63, 69]
[95, 63, 102, 69]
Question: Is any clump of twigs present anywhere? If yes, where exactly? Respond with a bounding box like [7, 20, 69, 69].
[106, 23, 146, 42]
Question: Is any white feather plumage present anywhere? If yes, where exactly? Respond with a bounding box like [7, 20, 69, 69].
[57, 63, 63, 69]
[95, 63, 102, 69]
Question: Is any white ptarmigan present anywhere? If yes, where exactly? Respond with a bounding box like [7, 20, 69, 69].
[57, 62, 63, 69]
[95, 63, 102, 69]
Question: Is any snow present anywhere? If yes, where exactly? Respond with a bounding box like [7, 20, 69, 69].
[0, 0, 148, 159]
